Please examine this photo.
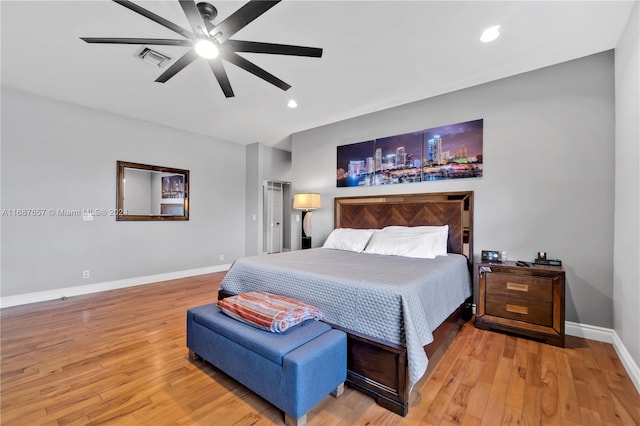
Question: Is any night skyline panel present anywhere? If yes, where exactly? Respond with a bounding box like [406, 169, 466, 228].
[336, 139, 374, 172]
[375, 131, 423, 165]
[423, 119, 483, 158]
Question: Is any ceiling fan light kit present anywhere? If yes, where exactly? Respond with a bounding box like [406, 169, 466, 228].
[80, 0, 323, 98]
[194, 39, 219, 59]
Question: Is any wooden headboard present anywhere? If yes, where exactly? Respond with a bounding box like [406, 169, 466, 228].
[334, 191, 473, 268]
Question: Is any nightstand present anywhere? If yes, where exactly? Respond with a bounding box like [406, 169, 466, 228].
[475, 261, 565, 347]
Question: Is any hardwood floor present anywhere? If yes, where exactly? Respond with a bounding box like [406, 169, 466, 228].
[1, 273, 639, 425]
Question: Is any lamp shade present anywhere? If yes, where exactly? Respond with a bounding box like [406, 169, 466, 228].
[293, 193, 321, 210]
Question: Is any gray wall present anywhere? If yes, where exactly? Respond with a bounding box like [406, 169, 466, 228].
[291, 52, 615, 328]
[1, 88, 246, 297]
[614, 2, 640, 368]
[263, 145, 292, 183]
[245, 143, 262, 256]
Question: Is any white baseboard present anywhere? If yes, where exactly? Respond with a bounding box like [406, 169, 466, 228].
[612, 330, 640, 394]
[0, 264, 231, 309]
[565, 320, 614, 343]
[566, 321, 640, 394]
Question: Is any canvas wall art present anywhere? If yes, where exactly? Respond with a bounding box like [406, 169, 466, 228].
[336, 119, 483, 187]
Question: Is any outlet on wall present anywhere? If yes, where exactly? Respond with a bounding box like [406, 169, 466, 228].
[219, 254, 224, 261]
[82, 270, 90, 279]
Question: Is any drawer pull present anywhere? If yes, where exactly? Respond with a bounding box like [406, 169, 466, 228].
[506, 282, 529, 292]
[506, 304, 528, 315]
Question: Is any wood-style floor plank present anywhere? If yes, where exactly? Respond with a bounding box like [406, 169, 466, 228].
[2, 272, 639, 425]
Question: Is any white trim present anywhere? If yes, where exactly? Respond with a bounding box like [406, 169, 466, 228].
[0, 264, 231, 309]
[566, 321, 640, 394]
[612, 330, 640, 394]
[565, 320, 614, 343]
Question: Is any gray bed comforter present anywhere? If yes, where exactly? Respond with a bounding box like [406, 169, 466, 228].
[220, 248, 471, 387]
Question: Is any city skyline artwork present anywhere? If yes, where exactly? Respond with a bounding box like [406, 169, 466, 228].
[336, 119, 483, 187]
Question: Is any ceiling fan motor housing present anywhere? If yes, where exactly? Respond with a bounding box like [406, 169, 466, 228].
[197, 2, 217, 22]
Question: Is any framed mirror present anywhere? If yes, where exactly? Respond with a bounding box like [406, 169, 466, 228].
[116, 161, 189, 221]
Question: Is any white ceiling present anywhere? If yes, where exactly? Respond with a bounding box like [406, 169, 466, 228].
[1, 1, 634, 150]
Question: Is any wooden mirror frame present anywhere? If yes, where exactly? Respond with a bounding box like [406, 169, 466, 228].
[116, 161, 189, 221]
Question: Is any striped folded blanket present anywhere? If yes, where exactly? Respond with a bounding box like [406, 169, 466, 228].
[218, 291, 325, 333]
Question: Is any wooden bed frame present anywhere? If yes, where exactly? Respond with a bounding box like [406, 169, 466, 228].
[331, 191, 474, 416]
[220, 191, 474, 416]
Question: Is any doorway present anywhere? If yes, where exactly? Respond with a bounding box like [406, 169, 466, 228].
[263, 180, 291, 254]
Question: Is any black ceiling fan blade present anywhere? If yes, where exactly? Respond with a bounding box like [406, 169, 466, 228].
[155, 49, 198, 83]
[81, 37, 192, 47]
[213, 1, 280, 43]
[208, 59, 234, 98]
[178, 0, 206, 35]
[222, 51, 290, 91]
[113, 0, 193, 39]
[203, 21, 216, 34]
[225, 40, 322, 57]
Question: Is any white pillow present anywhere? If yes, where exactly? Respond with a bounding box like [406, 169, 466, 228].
[322, 228, 376, 253]
[382, 225, 449, 256]
[363, 230, 440, 259]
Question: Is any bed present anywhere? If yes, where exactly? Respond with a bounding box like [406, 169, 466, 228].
[219, 191, 474, 416]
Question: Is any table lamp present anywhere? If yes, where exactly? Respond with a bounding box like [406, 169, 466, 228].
[293, 193, 321, 249]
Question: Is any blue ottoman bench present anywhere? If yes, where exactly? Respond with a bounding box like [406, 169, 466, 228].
[186, 303, 347, 426]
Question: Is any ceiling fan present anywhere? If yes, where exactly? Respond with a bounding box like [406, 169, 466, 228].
[80, 0, 323, 98]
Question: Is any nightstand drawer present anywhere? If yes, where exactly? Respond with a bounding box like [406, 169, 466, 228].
[486, 272, 553, 302]
[485, 294, 553, 327]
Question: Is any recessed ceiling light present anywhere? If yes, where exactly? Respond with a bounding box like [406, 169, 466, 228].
[287, 99, 298, 108]
[480, 25, 501, 43]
